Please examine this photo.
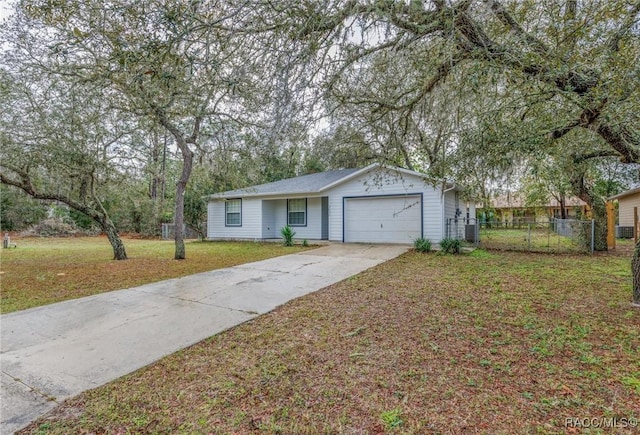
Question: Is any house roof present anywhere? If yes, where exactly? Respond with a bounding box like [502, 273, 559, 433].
[207, 163, 455, 199]
[608, 186, 640, 201]
[490, 193, 586, 209]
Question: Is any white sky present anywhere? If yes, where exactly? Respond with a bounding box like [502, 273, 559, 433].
[0, 0, 12, 21]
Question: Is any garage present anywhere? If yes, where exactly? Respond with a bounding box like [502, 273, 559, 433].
[344, 195, 422, 243]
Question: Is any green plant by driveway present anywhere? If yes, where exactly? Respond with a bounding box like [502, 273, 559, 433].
[281, 225, 296, 246]
[439, 237, 461, 254]
[413, 237, 432, 253]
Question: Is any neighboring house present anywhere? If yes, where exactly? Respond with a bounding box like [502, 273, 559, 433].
[206, 163, 474, 244]
[608, 186, 640, 238]
[485, 193, 587, 224]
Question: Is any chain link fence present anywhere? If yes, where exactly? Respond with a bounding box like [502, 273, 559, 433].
[447, 218, 595, 254]
[161, 223, 205, 240]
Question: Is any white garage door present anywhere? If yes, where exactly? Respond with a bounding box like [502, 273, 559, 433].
[344, 195, 422, 243]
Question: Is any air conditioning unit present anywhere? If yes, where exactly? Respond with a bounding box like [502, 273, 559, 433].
[615, 226, 634, 239]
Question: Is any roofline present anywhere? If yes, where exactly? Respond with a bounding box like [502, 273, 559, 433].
[317, 163, 378, 192]
[320, 163, 459, 192]
[206, 163, 459, 200]
[608, 186, 640, 201]
[208, 192, 324, 201]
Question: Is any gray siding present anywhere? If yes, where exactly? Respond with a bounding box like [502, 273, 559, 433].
[324, 168, 443, 242]
[443, 190, 457, 239]
[444, 190, 457, 221]
[469, 202, 477, 220]
[206, 166, 454, 243]
[266, 197, 322, 240]
[293, 197, 322, 240]
[207, 198, 262, 239]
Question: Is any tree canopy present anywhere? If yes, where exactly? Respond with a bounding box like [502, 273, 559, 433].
[2, 0, 640, 302]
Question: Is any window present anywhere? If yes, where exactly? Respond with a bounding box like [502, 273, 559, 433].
[287, 198, 307, 226]
[225, 199, 242, 226]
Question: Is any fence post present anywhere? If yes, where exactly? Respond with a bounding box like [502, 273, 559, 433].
[606, 201, 615, 250]
[528, 224, 531, 251]
[591, 219, 595, 254]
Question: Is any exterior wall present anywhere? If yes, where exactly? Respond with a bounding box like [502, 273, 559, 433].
[207, 198, 262, 239]
[290, 197, 323, 240]
[206, 197, 321, 240]
[261, 200, 277, 238]
[273, 199, 287, 235]
[207, 167, 452, 243]
[264, 198, 323, 240]
[443, 189, 459, 238]
[618, 192, 640, 226]
[444, 190, 457, 221]
[324, 168, 444, 242]
[468, 202, 477, 220]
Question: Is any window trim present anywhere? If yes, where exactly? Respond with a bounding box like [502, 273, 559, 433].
[225, 198, 242, 227]
[287, 198, 307, 227]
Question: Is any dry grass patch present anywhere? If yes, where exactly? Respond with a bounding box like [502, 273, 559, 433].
[20, 250, 640, 434]
[0, 237, 310, 313]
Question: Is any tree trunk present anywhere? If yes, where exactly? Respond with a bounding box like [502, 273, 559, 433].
[632, 238, 640, 306]
[590, 200, 608, 252]
[570, 174, 607, 251]
[0, 172, 128, 260]
[559, 194, 567, 219]
[100, 216, 128, 260]
[174, 147, 194, 260]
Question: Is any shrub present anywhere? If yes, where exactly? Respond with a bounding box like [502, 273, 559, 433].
[280, 225, 296, 246]
[302, 239, 309, 247]
[439, 237, 462, 254]
[20, 217, 99, 237]
[413, 237, 432, 253]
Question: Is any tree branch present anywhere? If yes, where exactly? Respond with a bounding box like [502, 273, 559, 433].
[403, 51, 467, 112]
[606, 0, 640, 52]
[483, 0, 548, 54]
[0, 168, 99, 219]
[454, 4, 598, 95]
[589, 122, 640, 164]
[572, 150, 621, 164]
[549, 99, 607, 141]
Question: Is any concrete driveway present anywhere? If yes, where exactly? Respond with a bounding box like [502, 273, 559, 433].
[0, 243, 407, 433]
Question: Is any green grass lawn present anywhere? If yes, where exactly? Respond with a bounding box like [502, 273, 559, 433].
[479, 227, 589, 253]
[0, 237, 311, 313]
[18, 249, 640, 434]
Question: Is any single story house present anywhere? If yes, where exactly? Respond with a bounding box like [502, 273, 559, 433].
[608, 186, 640, 238]
[206, 163, 474, 244]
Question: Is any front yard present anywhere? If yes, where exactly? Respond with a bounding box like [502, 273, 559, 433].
[0, 237, 310, 313]
[20, 249, 639, 434]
